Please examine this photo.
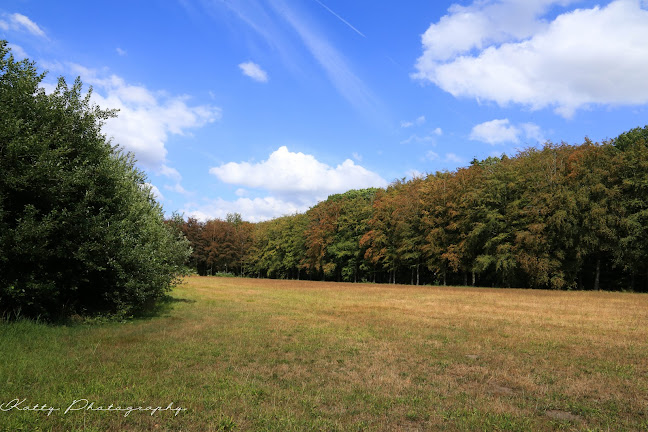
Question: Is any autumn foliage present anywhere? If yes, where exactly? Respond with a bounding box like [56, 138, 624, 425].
[179, 128, 648, 291]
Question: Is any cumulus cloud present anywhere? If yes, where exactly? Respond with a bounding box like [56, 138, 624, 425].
[1, 13, 47, 37]
[199, 146, 387, 221]
[470, 118, 544, 144]
[116, 47, 127, 56]
[239, 61, 269, 82]
[413, 0, 648, 117]
[65, 68, 222, 172]
[184, 196, 304, 223]
[210, 146, 387, 204]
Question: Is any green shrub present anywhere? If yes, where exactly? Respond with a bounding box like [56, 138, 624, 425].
[0, 41, 191, 320]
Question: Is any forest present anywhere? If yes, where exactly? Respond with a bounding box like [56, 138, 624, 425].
[174, 126, 648, 291]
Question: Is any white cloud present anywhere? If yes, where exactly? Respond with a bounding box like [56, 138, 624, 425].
[116, 47, 127, 56]
[210, 146, 387, 205]
[6, 43, 28, 59]
[271, 1, 379, 114]
[67, 68, 222, 170]
[164, 182, 193, 196]
[445, 153, 463, 164]
[145, 183, 164, 201]
[425, 151, 463, 164]
[470, 119, 520, 144]
[203, 146, 387, 220]
[520, 122, 545, 143]
[401, 133, 437, 145]
[2, 13, 47, 37]
[406, 169, 425, 179]
[433, 127, 443, 136]
[238, 61, 269, 82]
[184, 197, 304, 223]
[352, 152, 362, 162]
[470, 118, 544, 144]
[414, 0, 648, 117]
[159, 164, 182, 181]
[401, 115, 426, 128]
[426, 151, 440, 160]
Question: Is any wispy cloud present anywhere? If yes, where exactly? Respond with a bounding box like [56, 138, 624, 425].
[270, 1, 380, 115]
[426, 151, 464, 165]
[214, 0, 379, 116]
[6, 43, 28, 59]
[312, 0, 365, 37]
[1, 13, 47, 38]
[400, 115, 426, 128]
[239, 61, 269, 82]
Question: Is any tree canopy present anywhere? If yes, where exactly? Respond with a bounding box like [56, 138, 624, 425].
[0, 41, 190, 320]
[178, 127, 648, 292]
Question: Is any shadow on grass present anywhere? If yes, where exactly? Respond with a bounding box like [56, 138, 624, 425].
[124, 294, 197, 322]
[0, 295, 198, 327]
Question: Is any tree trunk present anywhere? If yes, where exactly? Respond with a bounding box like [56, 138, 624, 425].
[463, 272, 467, 286]
[594, 258, 601, 291]
[416, 263, 420, 286]
[472, 270, 476, 287]
[443, 270, 447, 286]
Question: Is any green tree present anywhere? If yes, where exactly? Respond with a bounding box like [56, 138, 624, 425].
[613, 126, 648, 290]
[0, 42, 190, 320]
[327, 189, 377, 282]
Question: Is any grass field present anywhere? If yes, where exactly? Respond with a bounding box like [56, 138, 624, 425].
[1, 276, 647, 431]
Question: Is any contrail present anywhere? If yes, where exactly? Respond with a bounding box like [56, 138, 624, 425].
[313, 0, 366, 38]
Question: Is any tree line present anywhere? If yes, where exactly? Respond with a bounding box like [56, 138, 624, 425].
[177, 126, 648, 291]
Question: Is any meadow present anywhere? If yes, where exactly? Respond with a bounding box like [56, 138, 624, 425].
[1, 276, 647, 431]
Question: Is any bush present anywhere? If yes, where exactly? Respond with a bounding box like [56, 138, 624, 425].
[0, 41, 191, 320]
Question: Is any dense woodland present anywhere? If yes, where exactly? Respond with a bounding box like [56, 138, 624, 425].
[175, 126, 648, 291]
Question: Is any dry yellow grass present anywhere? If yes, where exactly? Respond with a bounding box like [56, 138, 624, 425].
[1, 276, 647, 431]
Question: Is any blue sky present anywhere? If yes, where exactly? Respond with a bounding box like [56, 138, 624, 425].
[2, 0, 648, 221]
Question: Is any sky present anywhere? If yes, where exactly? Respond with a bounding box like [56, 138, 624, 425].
[2, 0, 648, 222]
